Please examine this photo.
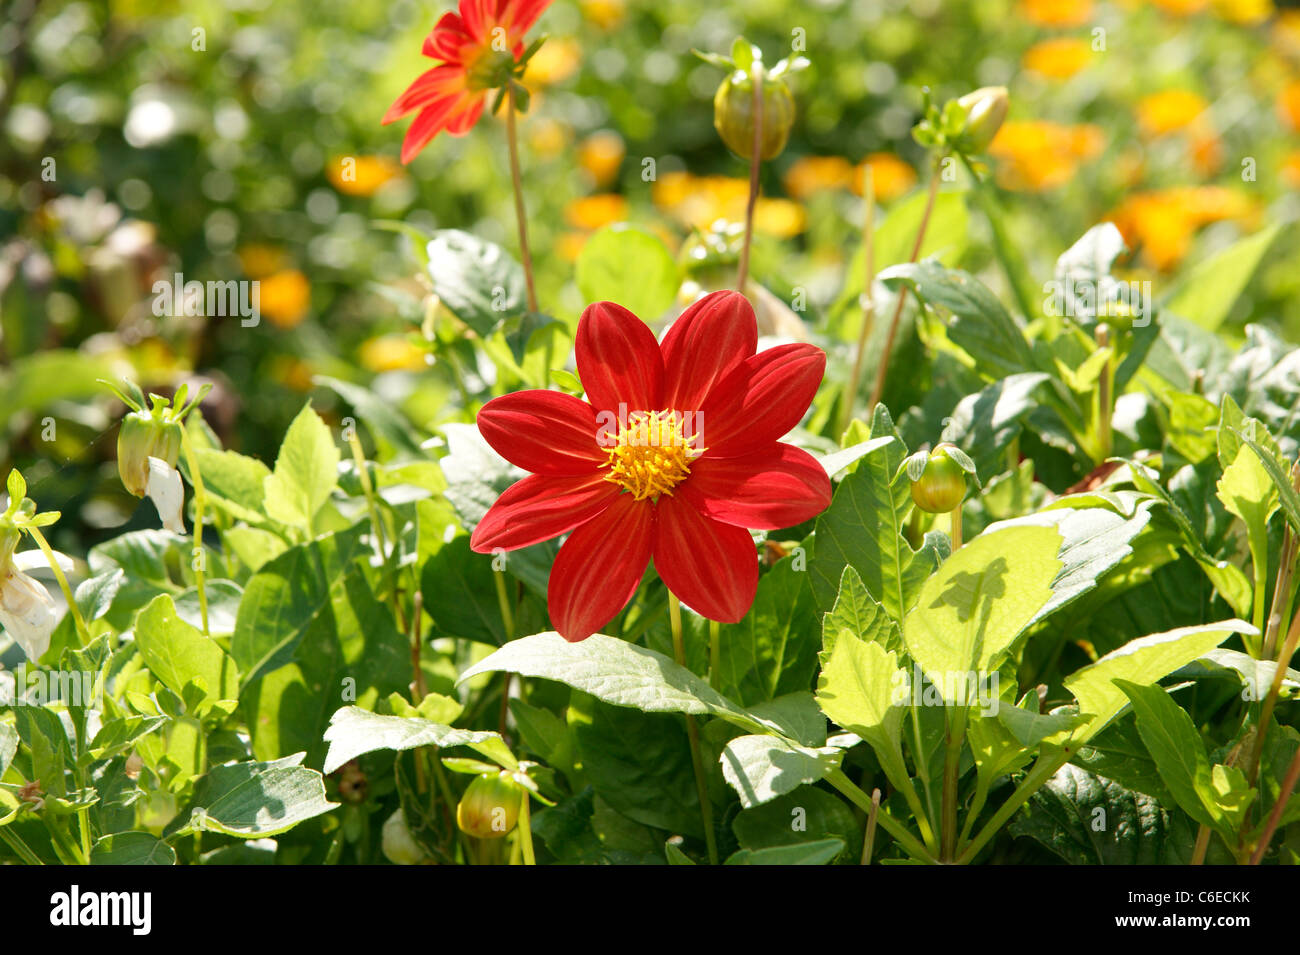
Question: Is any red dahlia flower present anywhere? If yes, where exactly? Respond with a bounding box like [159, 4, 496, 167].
[470, 290, 831, 642]
[383, 0, 552, 163]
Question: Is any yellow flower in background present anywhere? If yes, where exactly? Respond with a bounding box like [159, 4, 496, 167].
[1188, 125, 1223, 176]
[652, 172, 748, 228]
[527, 117, 570, 159]
[580, 0, 626, 30]
[853, 153, 918, 202]
[783, 156, 855, 199]
[524, 38, 581, 86]
[578, 130, 626, 187]
[1019, 0, 1094, 27]
[1110, 186, 1257, 271]
[257, 269, 311, 329]
[1283, 151, 1300, 188]
[564, 194, 629, 230]
[327, 155, 405, 197]
[1022, 38, 1093, 80]
[360, 335, 428, 372]
[1136, 90, 1208, 137]
[270, 355, 317, 392]
[1279, 80, 1300, 132]
[1150, 0, 1209, 14]
[557, 232, 590, 262]
[989, 121, 1106, 191]
[1274, 11, 1300, 57]
[1213, 0, 1273, 24]
[753, 198, 807, 238]
[237, 243, 288, 279]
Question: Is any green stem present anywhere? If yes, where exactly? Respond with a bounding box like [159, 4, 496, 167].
[868, 161, 941, 411]
[939, 707, 970, 861]
[26, 526, 89, 646]
[735, 62, 764, 292]
[179, 427, 210, 636]
[827, 768, 936, 863]
[708, 619, 721, 691]
[949, 501, 963, 551]
[504, 83, 539, 314]
[956, 748, 1070, 864]
[909, 697, 938, 832]
[0, 825, 43, 865]
[860, 787, 880, 865]
[961, 154, 1037, 322]
[669, 593, 718, 865]
[1249, 740, 1300, 864]
[494, 569, 516, 640]
[840, 166, 877, 438]
[518, 792, 536, 866]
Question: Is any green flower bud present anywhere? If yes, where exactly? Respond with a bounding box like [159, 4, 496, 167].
[955, 86, 1009, 154]
[456, 771, 524, 839]
[909, 444, 969, 514]
[117, 408, 182, 498]
[714, 72, 795, 161]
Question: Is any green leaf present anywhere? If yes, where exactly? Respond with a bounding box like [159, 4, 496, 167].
[74, 569, 124, 623]
[420, 535, 506, 645]
[313, 375, 424, 457]
[322, 706, 511, 775]
[816, 628, 904, 747]
[1052, 223, 1128, 327]
[1011, 764, 1204, 864]
[940, 373, 1051, 480]
[438, 422, 521, 532]
[665, 841, 696, 864]
[262, 403, 340, 531]
[426, 229, 527, 336]
[1061, 621, 1253, 745]
[91, 831, 176, 865]
[879, 260, 1035, 379]
[823, 566, 902, 654]
[1163, 224, 1282, 332]
[719, 734, 843, 809]
[810, 405, 947, 621]
[458, 632, 773, 736]
[904, 525, 1061, 688]
[716, 548, 821, 706]
[1233, 429, 1300, 537]
[576, 226, 678, 320]
[724, 838, 844, 865]
[183, 448, 271, 525]
[88, 715, 167, 761]
[0, 722, 18, 778]
[134, 594, 240, 705]
[1114, 681, 1219, 830]
[171, 754, 337, 838]
[733, 788, 861, 863]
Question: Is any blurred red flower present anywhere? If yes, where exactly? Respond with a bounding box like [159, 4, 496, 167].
[471, 291, 831, 642]
[384, 0, 552, 163]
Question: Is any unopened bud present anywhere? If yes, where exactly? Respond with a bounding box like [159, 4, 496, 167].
[714, 71, 795, 161]
[909, 444, 969, 514]
[956, 86, 1009, 154]
[117, 408, 182, 498]
[456, 771, 523, 839]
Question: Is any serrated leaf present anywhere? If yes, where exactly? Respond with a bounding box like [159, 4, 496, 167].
[322, 706, 512, 775]
[719, 734, 842, 809]
[262, 403, 340, 531]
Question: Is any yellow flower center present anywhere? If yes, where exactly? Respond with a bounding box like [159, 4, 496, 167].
[601, 410, 704, 501]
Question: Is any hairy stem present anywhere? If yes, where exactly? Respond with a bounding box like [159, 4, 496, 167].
[735, 63, 764, 291]
[669, 593, 718, 865]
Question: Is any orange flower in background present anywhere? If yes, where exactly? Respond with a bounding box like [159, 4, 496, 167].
[1279, 80, 1300, 132]
[783, 156, 855, 199]
[989, 121, 1105, 191]
[360, 335, 429, 372]
[1188, 125, 1223, 176]
[652, 172, 807, 237]
[383, 0, 553, 163]
[1136, 90, 1208, 137]
[1019, 0, 1094, 27]
[256, 269, 311, 329]
[527, 117, 569, 158]
[524, 37, 580, 86]
[853, 153, 918, 202]
[579, 0, 626, 30]
[1150, 0, 1209, 14]
[1213, 0, 1273, 24]
[753, 198, 808, 238]
[1110, 186, 1258, 270]
[564, 194, 629, 230]
[578, 130, 626, 187]
[327, 155, 406, 197]
[1022, 38, 1093, 80]
[1284, 150, 1300, 188]
[237, 243, 288, 279]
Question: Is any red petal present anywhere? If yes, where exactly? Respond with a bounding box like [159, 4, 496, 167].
[653, 494, 757, 623]
[659, 291, 757, 413]
[699, 343, 826, 457]
[470, 472, 619, 552]
[460, 0, 497, 41]
[548, 493, 653, 641]
[424, 14, 473, 60]
[575, 301, 664, 414]
[383, 65, 463, 124]
[444, 97, 485, 136]
[477, 390, 605, 475]
[679, 443, 831, 530]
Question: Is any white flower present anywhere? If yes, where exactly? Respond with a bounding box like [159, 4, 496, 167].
[146, 456, 185, 534]
[0, 566, 58, 661]
[381, 809, 428, 865]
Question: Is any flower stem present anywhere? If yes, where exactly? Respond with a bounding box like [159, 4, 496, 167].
[949, 501, 963, 551]
[26, 526, 89, 646]
[826, 768, 936, 863]
[1249, 741, 1300, 864]
[1095, 323, 1113, 463]
[868, 161, 941, 412]
[504, 83, 538, 314]
[956, 748, 1070, 864]
[939, 707, 970, 861]
[860, 787, 881, 865]
[518, 792, 536, 866]
[0, 825, 43, 865]
[669, 593, 718, 865]
[179, 426, 210, 636]
[735, 63, 764, 292]
[840, 166, 876, 437]
[708, 618, 721, 691]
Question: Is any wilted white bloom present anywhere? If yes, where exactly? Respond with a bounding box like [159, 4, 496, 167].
[382, 809, 428, 865]
[146, 456, 185, 534]
[0, 566, 58, 661]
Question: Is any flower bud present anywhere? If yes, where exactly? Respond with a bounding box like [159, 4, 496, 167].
[714, 71, 795, 161]
[909, 445, 969, 514]
[117, 409, 182, 498]
[956, 86, 1009, 154]
[456, 771, 524, 839]
[382, 809, 430, 865]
